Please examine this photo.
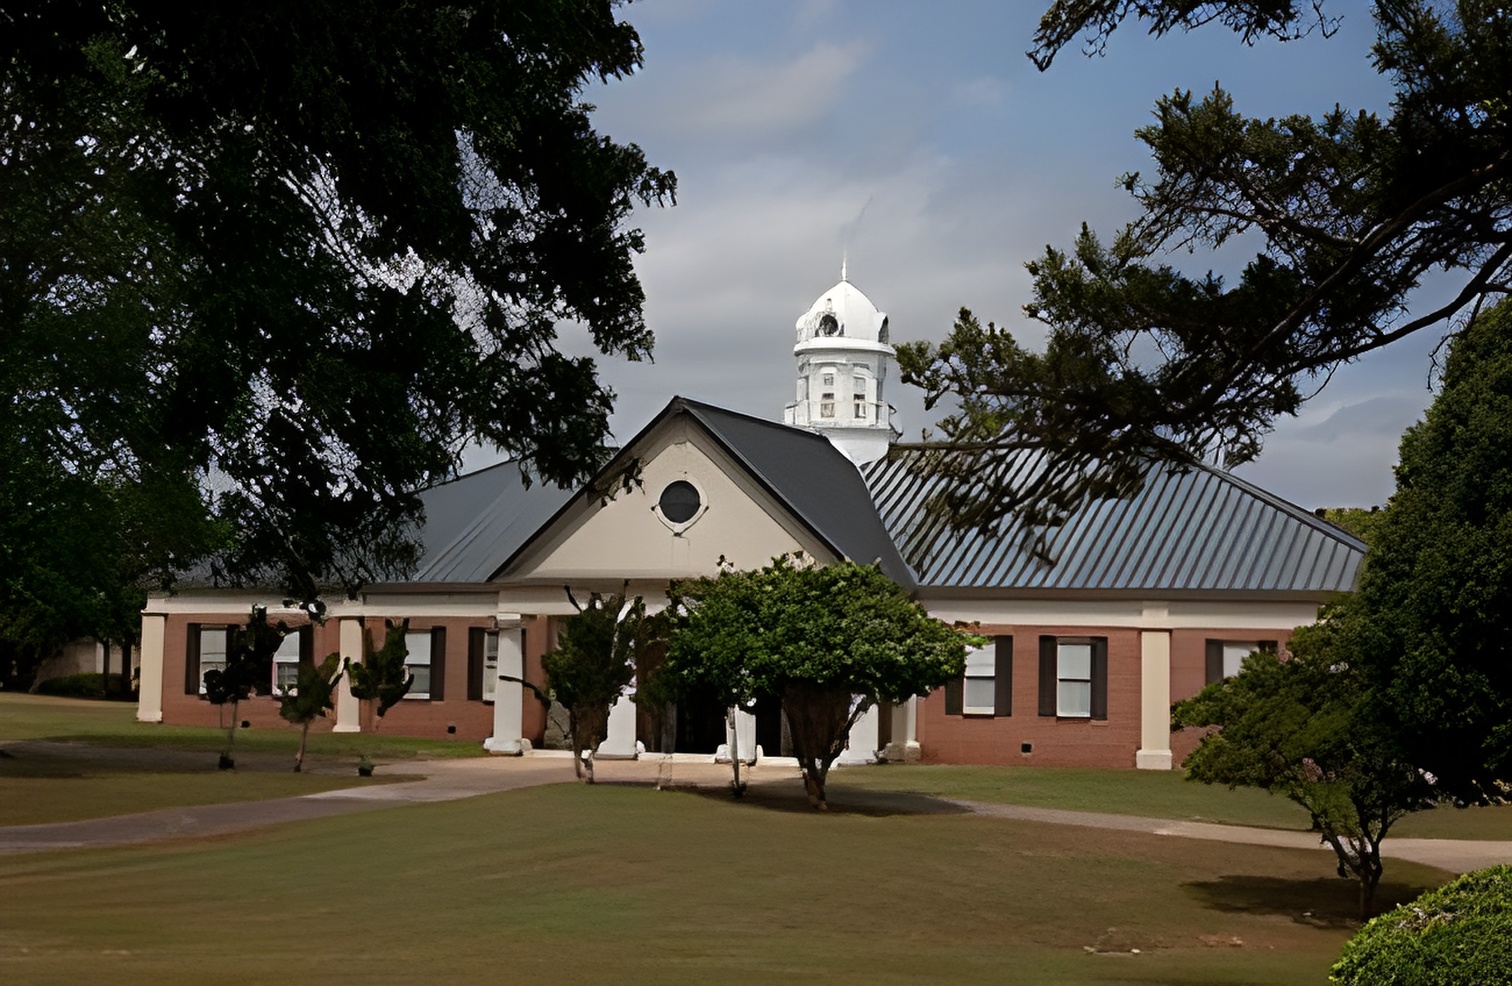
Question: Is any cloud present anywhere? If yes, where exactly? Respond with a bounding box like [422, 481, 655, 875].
[608, 40, 870, 141]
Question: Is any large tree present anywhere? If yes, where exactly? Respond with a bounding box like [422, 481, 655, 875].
[0, 2, 674, 603]
[541, 588, 659, 783]
[1351, 298, 1512, 799]
[899, 1, 1510, 534]
[665, 557, 972, 810]
[1173, 636, 1437, 919]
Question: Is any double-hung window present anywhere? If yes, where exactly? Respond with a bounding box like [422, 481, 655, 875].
[1038, 636, 1108, 720]
[468, 628, 501, 702]
[403, 628, 446, 700]
[943, 636, 1012, 716]
[272, 633, 302, 695]
[1204, 639, 1278, 683]
[185, 625, 231, 695]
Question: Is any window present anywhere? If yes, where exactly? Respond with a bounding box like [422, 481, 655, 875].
[853, 373, 868, 418]
[1038, 636, 1107, 719]
[403, 628, 446, 700]
[185, 625, 231, 695]
[1205, 639, 1278, 683]
[820, 392, 835, 418]
[822, 371, 834, 387]
[468, 628, 501, 702]
[943, 636, 1012, 716]
[272, 633, 301, 695]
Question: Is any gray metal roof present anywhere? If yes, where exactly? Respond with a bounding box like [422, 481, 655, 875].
[674, 399, 915, 587]
[412, 461, 576, 583]
[864, 449, 1364, 594]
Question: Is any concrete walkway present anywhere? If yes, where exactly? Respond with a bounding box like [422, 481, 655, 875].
[2, 753, 1509, 874]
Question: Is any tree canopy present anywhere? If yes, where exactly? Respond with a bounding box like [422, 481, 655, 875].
[899, 0, 1511, 534]
[0, 2, 674, 603]
[665, 557, 971, 809]
[541, 588, 659, 782]
[1350, 298, 1512, 799]
[1173, 638, 1436, 918]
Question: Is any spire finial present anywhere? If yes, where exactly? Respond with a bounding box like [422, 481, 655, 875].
[841, 254, 848, 282]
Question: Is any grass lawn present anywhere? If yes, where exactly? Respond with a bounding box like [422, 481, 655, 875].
[0, 782, 1452, 986]
[827, 764, 1512, 841]
[0, 692, 486, 759]
[0, 693, 441, 823]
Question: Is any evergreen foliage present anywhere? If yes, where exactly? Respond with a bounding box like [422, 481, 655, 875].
[901, 1, 1512, 536]
[1331, 865, 1512, 985]
[0, 1, 674, 603]
[665, 556, 973, 809]
[1352, 299, 1512, 800]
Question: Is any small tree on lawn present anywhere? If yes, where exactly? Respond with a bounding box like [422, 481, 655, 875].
[346, 620, 414, 770]
[278, 652, 343, 773]
[540, 588, 653, 783]
[204, 606, 287, 770]
[666, 555, 973, 810]
[1173, 614, 1439, 919]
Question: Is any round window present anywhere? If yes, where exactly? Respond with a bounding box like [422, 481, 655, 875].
[658, 480, 702, 524]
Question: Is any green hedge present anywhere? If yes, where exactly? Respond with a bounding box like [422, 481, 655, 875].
[32, 673, 109, 698]
[1332, 865, 1512, 985]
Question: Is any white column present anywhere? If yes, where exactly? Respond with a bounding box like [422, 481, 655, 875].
[720, 706, 758, 762]
[1136, 629, 1173, 770]
[596, 688, 638, 759]
[486, 627, 525, 755]
[838, 700, 880, 765]
[333, 618, 363, 733]
[883, 697, 922, 763]
[135, 613, 166, 723]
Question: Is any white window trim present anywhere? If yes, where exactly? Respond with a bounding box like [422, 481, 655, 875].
[962, 643, 996, 715]
[404, 630, 433, 700]
[271, 633, 302, 696]
[197, 627, 228, 695]
[481, 630, 499, 704]
[1056, 639, 1094, 719]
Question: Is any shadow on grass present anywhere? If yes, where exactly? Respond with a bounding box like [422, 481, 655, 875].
[1182, 874, 1435, 928]
[632, 778, 973, 817]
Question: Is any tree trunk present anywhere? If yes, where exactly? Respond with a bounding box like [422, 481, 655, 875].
[728, 708, 746, 798]
[295, 720, 311, 772]
[219, 698, 239, 770]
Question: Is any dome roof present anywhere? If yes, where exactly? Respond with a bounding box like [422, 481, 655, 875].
[795, 273, 889, 345]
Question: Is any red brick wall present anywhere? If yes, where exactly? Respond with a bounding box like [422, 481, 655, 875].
[1168, 627, 1291, 767]
[158, 614, 538, 745]
[918, 625, 1142, 768]
[919, 624, 1295, 769]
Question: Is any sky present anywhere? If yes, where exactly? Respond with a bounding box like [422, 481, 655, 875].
[506, 0, 1453, 509]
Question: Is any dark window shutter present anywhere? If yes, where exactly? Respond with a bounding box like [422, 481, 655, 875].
[429, 627, 447, 701]
[994, 636, 1013, 717]
[185, 623, 202, 695]
[1038, 636, 1057, 716]
[467, 628, 485, 702]
[943, 676, 962, 716]
[1090, 638, 1108, 721]
[298, 625, 314, 673]
[1205, 639, 1224, 684]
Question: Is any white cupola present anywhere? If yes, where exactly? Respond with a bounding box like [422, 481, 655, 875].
[783, 265, 898, 465]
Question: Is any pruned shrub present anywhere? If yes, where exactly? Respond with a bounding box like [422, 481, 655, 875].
[32, 673, 108, 698]
[1331, 865, 1512, 985]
